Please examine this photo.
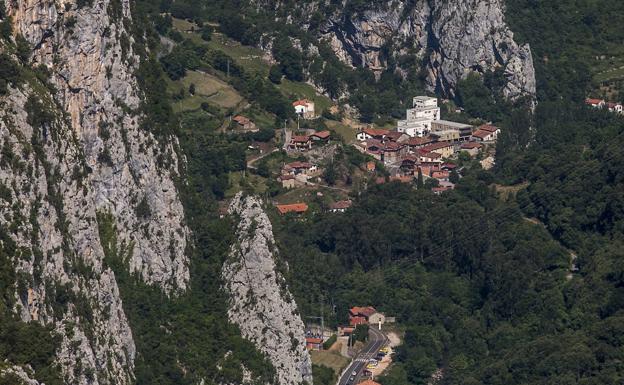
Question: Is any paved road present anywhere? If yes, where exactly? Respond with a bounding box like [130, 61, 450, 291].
[337, 327, 388, 385]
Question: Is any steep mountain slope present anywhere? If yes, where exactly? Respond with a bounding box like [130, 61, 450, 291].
[223, 194, 313, 385]
[256, 0, 535, 99]
[0, 0, 188, 383]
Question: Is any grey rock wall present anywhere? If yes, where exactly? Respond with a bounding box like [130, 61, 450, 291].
[0, 0, 190, 383]
[256, 0, 536, 99]
[223, 194, 313, 385]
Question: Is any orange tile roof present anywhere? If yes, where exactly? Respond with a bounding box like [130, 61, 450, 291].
[291, 135, 310, 143]
[408, 136, 434, 146]
[293, 99, 311, 107]
[276, 203, 308, 215]
[585, 98, 604, 105]
[472, 129, 492, 139]
[350, 306, 377, 317]
[311, 130, 331, 139]
[478, 124, 499, 133]
[233, 115, 251, 124]
[432, 171, 450, 179]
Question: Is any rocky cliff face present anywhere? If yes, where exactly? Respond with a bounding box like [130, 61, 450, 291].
[223, 194, 313, 385]
[0, 0, 189, 383]
[260, 0, 536, 99]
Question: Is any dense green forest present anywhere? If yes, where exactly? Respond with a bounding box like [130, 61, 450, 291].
[272, 166, 623, 384]
[505, 0, 624, 101]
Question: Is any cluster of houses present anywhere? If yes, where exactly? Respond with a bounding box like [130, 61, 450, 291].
[278, 161, 320, 187]
[355, 96, 500, 193]
[585, 98, 624, 114]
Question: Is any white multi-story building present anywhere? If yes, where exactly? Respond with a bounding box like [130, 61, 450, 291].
[397, 96, 441, 137]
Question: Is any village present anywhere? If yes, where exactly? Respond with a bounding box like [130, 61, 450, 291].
[258, 95, 500, 216]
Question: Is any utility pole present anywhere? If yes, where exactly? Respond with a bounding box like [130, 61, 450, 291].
[227, 59, 230, 78]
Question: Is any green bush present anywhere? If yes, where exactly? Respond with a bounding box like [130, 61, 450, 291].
[322, 334, 337, 350]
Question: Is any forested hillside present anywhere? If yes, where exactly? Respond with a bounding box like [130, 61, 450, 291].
[506, 0, 624, 101]
[1, 0, 624, 385]
[272, 170, 623, 385]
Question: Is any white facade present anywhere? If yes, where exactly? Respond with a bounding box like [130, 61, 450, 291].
[397, 96, 441, 137]
[293, 100, 316, 119]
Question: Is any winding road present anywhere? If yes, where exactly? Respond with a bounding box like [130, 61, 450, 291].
[337, 327, 388, 385]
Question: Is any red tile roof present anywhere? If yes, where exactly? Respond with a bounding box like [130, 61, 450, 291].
[233, 115, 251, 124]
[478, 124, 499, 133]
[471, 130, 492, 139]
[407, 136, 434, 147]
[291, 135, 311, 143]
[421, 141, 454, 153]
[311, 130, 331, 139]
[442, 162, 458, 169]
[350, 306, 377, 317]
[585, 98, 604, 105]
[385, 131, 406, 141]
[305, 337, 323, 344]
[432, 171, 450, 179]
[349, 316, 367, 326]
[401, 155, 418, 164]
[279, 174, 295, 181]
[383, 141, 405, 151]
[276, 203, 309, 215]
[293, 99, 311, 107]
[417, 149, 442, 159]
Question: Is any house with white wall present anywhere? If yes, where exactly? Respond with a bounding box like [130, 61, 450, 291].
[293, 99, 316, 119]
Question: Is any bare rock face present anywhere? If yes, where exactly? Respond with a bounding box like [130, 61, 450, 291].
[257, 0, 536, 100]
[8, 0, 189, 290]
[0, 0, 190, 383]
[1, 365, 44, 385]
[223, 194, 313, 385]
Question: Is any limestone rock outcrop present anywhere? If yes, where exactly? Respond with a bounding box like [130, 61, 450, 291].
[256, 0, 536, 99]
[0, 0, 190, 383]
[223, 194, 313, 385]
